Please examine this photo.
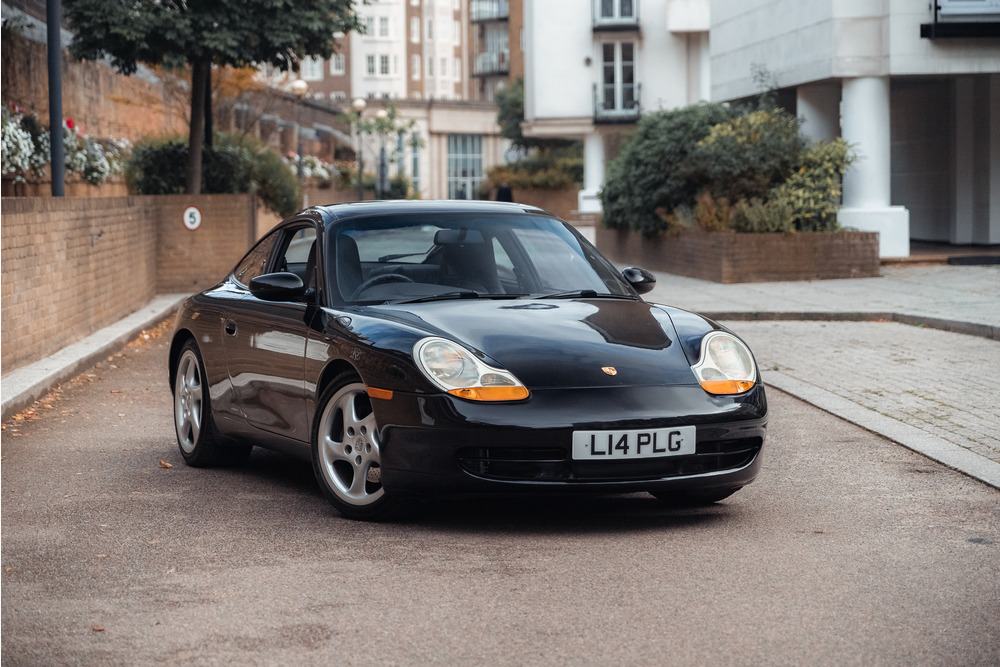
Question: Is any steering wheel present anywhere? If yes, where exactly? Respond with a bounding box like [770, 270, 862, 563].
[350, 273, 415, 300]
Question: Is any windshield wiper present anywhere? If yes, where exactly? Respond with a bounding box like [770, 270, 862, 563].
[536, 290, 637, 300]
[399, 291, 527, 304]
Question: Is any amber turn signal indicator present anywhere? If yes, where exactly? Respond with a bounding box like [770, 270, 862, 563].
[447, 386, 530, 402]
[699, 380, 755, 395]
[367, 387, 394, 400]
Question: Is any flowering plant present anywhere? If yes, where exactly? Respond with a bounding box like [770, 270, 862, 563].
[283, 153, 337, 183]
[1, 105, 130, 185]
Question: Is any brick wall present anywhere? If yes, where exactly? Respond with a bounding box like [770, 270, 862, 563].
[1, 195, 256, 374]
[154, 195, 257, 293]
[1, 27, 187, 142]
[596, 227, 881, 283]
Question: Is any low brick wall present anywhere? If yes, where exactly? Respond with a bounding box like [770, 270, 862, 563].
[596, 227, 881, 283]
[1, 195, 255, 374]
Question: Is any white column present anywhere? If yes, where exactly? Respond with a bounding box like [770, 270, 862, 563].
[578, 132, 605, 213]
[988, 73, 1000, 244]
[837, 76, 910, 258]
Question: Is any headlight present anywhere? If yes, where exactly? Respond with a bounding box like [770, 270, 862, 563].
[413, 337, 529, 402]
[691, 331, 757, 395]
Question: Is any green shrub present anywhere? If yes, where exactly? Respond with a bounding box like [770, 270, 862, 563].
[127, 133, 301, 217]
[600, 102, 735, 236]
[732, 197, 794, 233]
[682, 108, 803, 203]
[770, 138, 855, 232]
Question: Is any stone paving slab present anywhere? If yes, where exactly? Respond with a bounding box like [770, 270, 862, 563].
[646, 265, 1000, 331]
[725, 320, 1000, 488]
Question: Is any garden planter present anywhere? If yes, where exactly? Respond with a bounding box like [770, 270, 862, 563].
[596, 226, 880, 283]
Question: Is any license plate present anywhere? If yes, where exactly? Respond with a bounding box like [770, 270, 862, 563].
[572, 426, 696, 460]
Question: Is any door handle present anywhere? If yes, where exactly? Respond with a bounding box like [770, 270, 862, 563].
[224, 319, 237, 336]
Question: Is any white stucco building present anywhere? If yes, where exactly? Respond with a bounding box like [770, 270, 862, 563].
[521, 0, 1000, 255]
[713, 0, 1000, 256]
[522, 0, 712, 214]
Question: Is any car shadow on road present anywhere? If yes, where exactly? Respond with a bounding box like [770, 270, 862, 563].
[412, 492, 743, 535]
[193, 448, 745, 535]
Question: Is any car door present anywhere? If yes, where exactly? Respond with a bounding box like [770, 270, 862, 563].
[222, 222, 320, 443]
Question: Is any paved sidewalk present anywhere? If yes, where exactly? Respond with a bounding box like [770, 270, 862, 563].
[645, 265, 1000, 489]
[0, 294, 189, 422]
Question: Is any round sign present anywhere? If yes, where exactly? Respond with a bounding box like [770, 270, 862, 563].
[183, 206, 202, 231]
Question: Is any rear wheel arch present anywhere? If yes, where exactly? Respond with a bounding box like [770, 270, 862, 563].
[169, 329, 197, 393]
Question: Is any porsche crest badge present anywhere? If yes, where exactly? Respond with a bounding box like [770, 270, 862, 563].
[602, 366, 618, 376]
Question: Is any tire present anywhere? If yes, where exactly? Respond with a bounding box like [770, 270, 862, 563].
[312, 374, 398, 521]
[173, 340, 251, 467]
[650, 487, 741, 507]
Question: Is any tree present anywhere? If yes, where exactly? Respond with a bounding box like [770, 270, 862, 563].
[64, 0, 362, 195]
[495, 76, 576, 153]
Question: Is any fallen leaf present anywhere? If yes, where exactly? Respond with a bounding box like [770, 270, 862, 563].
[92, 626, 105, 633]
[110, 390, 123, 395]
[158, 460, 173, 469]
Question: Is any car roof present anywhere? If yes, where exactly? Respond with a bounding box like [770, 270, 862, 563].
[302, 200, 553, 227]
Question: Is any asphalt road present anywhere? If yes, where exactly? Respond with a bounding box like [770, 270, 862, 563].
[2, 322, 999, 666]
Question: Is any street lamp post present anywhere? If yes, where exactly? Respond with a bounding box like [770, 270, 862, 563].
[291, 79, 309, 196]
[375, 108, 388, 200]
[352, 97, 367, 202]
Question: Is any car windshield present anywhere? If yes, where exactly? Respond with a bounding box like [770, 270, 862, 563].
[327, 212, 634, 304]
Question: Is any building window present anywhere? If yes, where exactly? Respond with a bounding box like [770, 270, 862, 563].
[454, 57, 461, 80]
[600, 0, 634, 20]
[427, 18, 434, 39]
[330, 91, 347, 101]
[300, 56, 323, 81]
[454, 20, 461, 45]
[601, 41, 635, 111]
[380, 54, 390, 75]
[428, 57, 434, 77]
[441, 57, 447, 77]
[367, 54, 376, 75]
[447, 134, 483, 200]
[411, 54, 421, 80]
[365, 16, 375, 35]
[330, 53, 346, 76]
[411, 17, 420, 42]
[379, 16, 390, 37]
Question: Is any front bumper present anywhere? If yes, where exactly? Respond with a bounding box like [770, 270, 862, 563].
[374, 383, 767, 497]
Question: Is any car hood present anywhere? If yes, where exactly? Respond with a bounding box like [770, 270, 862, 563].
[372, 298, 698, 389]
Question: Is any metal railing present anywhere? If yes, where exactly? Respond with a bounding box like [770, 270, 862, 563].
[473, 49, 510, 76]
[593, 82, 641, 124]
[471, 0, 509, 22]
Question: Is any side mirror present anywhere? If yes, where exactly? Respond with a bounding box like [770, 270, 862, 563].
[621, 267, 656, 295]
[249, 272, 306, 301]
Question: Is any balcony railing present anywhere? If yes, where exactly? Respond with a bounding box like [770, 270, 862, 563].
[473, 49, 510, 76]
[471, 0, 509, 22]
[593, 82, 641, 124]
[592, 0, 640, 32]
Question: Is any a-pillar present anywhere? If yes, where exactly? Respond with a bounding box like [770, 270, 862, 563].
[837, 76, 910, 258]
[578, 132, 605, 214]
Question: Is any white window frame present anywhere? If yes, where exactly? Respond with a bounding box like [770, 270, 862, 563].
[330, 53, 346, 76]
[600, 41, 636, 113]
[300, 56, 323, 81]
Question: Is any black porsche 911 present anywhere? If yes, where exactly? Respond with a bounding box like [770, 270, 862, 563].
[169, 201, 767, 520]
